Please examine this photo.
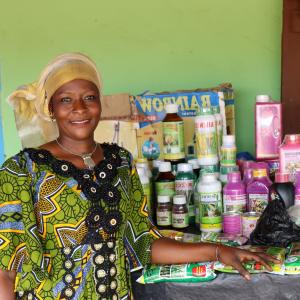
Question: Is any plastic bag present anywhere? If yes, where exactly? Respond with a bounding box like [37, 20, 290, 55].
[250, 198, 300, 247]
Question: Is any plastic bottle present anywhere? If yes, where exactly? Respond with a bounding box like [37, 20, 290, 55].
[269, 172, 294, 209]
[155, 162, 175, 197]
[279, 134, 300, 181]
[152, 159, 164, 180]
[162, 103, 185, 161]
[255, 95, 282, 160]
[197, 173, 222, 233]
[220, 135, 237, 166]
[295, 171, 300, 206]
[219, 165, 239, 186]
[212, 105, 223, 157]
[223, 171, 247, 213]
[195, 107, 219, 166]
[172, 195, 189, 229]
[246, 168, 272, 213]
[187, 158, 200, 179]
[156, 195, 172, 227]
[175, 163, 195, 224]
[136, 167, 152, 217]
[136, 158, 152, 178]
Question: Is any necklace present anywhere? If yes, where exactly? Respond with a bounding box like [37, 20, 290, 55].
[56, 139, 98, 169]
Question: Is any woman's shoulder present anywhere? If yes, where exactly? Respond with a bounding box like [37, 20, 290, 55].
[1, 149, 30, 174]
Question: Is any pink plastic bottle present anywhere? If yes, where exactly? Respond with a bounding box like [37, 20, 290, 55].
[223, 172, 247, 213]
[279, 134, 300, 181]
[255, 95, 282, 160]
[246, 168, 272, 213]
[294, 171, 300, 206]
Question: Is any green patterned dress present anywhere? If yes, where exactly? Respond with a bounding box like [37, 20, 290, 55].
[0, 144, 160, 299]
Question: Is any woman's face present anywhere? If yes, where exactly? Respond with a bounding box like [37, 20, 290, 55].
[50, 79, 101, 141]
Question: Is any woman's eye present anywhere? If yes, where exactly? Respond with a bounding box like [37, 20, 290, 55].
[84, 95, 96, 101]
[60, 97, 71, 103]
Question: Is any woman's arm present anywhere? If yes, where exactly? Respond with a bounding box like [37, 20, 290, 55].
[0, 269, 16, 300]
[151, 237, 277, 280]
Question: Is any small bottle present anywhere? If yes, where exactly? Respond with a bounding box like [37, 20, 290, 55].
[223, 171, 247, 213]
[136, 167, 152, 217]
[162, 103, 185, 161]
[220, 135, 237, 166]
[247, 168, 272, 213]
[187, 158, 200, 179]
[175, 163, 195, 224]
[294, 171, 300, 206]
[172, 195, 189, 229]
[269, 172, 294, 208]
[152, 159, 164, 180]
[155, 162, 175, 197]
[212, 105, 223, 157]
[156, 195, 172, 227]
[195, 107, 219, 166]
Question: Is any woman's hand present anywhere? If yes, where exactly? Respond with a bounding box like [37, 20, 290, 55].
[217, 245, 280, 280]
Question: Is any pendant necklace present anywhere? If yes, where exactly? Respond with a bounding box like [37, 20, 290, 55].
[56, 139, 98, 169]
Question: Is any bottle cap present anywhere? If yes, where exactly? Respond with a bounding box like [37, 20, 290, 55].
[275, 172, 290, 183]
[228, 171, 241, 183]
[198, 106, 212, 115]
[252, 168, 267, 178]
[165, 103, 178, 114]
[177, 163, 193, 173]
[157, 195, 171, 203]
[284, 134, 300, 145]
[173, 194, 186, 205]
[212, 106, 220, 113]
[256, 95, 272, 102]
[152, 160, 164, 169]
[158, 162, 172, 172]
[222, 135, 236, 146]
[201, 173, 217, 182]
[187, 159, 200, 170]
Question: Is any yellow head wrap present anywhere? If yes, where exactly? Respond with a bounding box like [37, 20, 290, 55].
[8, 52, 103, 147]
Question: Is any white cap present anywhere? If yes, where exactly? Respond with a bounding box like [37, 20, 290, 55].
[165, 103, 178, 113]
[202, 173, 217, 182]
[153, 160, 164, 168]
[177, 163, 193, 173]
[222, 135, 235, 146]
[136, 157, 148, 163]
[173, 194, 186, 205]
[187, 159, 200, 169]
[256, 95, 272, 102]
[158, 161, 172, 172]
[157, 195, 171, 203]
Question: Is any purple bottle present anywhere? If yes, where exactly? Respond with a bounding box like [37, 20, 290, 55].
[246, 168, 272, 213]
[223, 171, 247, 213]
[294, 171, 300, 206]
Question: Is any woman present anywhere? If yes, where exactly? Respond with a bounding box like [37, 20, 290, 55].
[0, 53, 276, 300]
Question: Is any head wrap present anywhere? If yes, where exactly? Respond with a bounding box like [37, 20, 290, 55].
[8, 53, 103, 147]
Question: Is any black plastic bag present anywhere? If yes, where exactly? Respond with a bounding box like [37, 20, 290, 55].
[250, 198, 300, 247]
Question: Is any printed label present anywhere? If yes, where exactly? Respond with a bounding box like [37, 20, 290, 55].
[157, 211, 172, 226]
[162, 121, 185, 160]
[223, 194, 247, 213]
[155, 181, 175, 196]
[199, 192, 222, 224]
[248, 194, 268, 213]
[220, 148, 236, 166]
[195, 119, 218, 159]
[175, 179, 194, 193]
[172, 213, 189, 228]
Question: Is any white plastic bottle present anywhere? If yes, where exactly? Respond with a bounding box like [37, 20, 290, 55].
[196, 173, 222, 233]
[195, 107, 219, 166]
[136, 158, 152, 178]
[136, 167, 152, 217]
[220, 135, 236, 166]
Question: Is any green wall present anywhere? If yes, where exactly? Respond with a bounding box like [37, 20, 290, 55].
[0, 0, 282, 158]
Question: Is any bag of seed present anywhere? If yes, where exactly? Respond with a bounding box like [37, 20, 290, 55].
[137, 262, 216, 284]
[213, 245, 286, 275]
[201, 232, 248, 246]
[285, 242, 300, 274]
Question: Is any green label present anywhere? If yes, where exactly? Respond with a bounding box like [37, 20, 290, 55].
[199, 192, 222, 224]
[221, 148, 236, 166]
[163, 121, 185, 160]
[195, 129, 218, 159]
[172, 213, 189, 228]
[155, 181, 175, 196]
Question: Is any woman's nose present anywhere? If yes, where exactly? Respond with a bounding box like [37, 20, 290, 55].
[73, 99, 87, 111]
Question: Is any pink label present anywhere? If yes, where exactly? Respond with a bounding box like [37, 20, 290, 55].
[255, 103, 281, 159]
[295, 195, 300, 206]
